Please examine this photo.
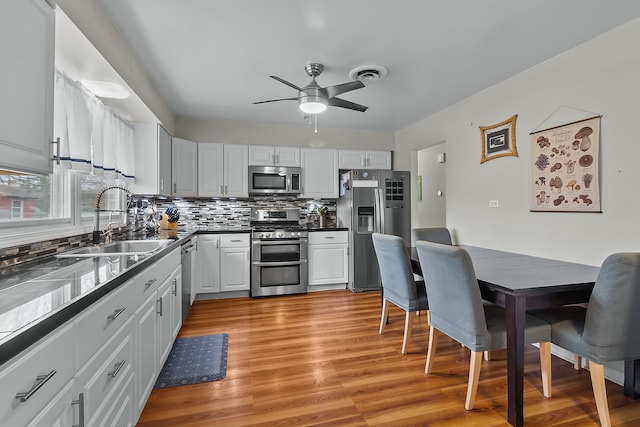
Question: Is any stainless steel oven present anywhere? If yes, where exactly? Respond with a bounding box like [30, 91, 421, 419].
[250, 208, 308, 297]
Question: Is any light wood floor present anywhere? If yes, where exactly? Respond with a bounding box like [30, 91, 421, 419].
[138, 290, 640, 426]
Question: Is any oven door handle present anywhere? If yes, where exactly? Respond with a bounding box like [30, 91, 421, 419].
[252, 260, 307, 266]
[252, 239, 306, 246]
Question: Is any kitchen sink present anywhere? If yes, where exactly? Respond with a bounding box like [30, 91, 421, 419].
[56, 240, 172, 258]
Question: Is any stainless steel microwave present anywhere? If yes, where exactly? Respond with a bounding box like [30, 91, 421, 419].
[249, 166, 301, 195]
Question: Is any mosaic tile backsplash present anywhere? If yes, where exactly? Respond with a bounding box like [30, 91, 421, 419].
[0, 197, 337, 269]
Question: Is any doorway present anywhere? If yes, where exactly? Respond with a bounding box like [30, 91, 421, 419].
[415, 143, 446, 237]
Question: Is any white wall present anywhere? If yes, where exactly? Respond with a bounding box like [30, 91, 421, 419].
[396, 17, 640, 267]
[175, 117, 395, 151]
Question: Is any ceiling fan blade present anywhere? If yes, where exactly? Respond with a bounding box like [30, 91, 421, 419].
[253, 97, 298, 105]
[328, 97, 368, 112]
[325, 80, 365, 99]
[270, 75, 303, 91]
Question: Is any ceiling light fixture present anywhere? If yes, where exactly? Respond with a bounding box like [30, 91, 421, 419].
[80, 80, 130, 99]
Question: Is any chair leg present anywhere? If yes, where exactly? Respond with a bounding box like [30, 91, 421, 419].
[465, 351, 483, 410]
[379, 299, 390, 334]
[589, 361, 612, 427]
[401, 311, 416, 354]
[484, 351, 490, 361]
[539, 342, 552, 398]
[425, 326, 439, 374]
[574, 354, 582, 370]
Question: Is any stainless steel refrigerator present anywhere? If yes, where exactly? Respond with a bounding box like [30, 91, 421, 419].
[337, 170, 411, 292]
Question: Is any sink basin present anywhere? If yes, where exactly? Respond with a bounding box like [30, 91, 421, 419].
[56, 240, 172, 258]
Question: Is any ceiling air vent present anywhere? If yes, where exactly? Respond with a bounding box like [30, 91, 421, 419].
[349, 65, 388, 83]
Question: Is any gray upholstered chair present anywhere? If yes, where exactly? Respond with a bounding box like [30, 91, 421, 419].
[530, 253, 640, 427]
[411, 227, 453, 246]
[372, 233, 429, 354]
[415, 241, 552, 410]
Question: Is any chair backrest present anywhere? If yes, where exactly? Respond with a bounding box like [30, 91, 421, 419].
[583, 252, 640, 363]
[414, 241, 490, 350]
[372, 233, 419, 309]
[412, 227, 452, 246]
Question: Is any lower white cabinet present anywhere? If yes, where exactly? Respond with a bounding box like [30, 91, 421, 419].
[197, 233, 250, 295]
[0, 245, 182, 427]
[308, 231, 349, 290]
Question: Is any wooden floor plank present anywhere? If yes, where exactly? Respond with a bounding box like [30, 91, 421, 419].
[137, 290, 640, 426]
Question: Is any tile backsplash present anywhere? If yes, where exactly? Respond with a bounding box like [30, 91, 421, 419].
[0, 197, 337, 269]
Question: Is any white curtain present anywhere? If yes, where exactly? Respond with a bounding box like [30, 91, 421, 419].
[53, 69, 135, 183]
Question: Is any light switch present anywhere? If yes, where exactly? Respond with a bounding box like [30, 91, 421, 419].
[489, 200, 499, 208]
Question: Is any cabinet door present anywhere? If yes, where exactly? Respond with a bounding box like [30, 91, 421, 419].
[158, 124, 173, 194]
[220, 247, 250, 291]
[366, 150, 392, 170]
[134, 292, 159, 415]
[170, 265, 183, 339]
[338, 150, 366, 169]
[248, 145, 274, 165]
[275, 146, 300, 166]
[25, 380, 76, 427]
[0, 0, 54, 174]
[198, 143, 224, 197]
[196, 235, 221, 293]
[301, 148, 338, 198]
[172, 137, 198, 197]
[157, 277, 174, 367]
[308, 244, 349, 285]
[224, 144, 249, 197]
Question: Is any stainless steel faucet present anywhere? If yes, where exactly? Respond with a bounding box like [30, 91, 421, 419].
[93, 185, 132, 244]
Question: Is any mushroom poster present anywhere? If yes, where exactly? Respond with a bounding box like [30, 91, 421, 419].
[530, 116, 601, 212]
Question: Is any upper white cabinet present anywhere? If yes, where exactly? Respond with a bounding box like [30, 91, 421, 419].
[249, 145, 300, 167]
[300, 148, 339, 199]
[0, 0, 55, 174]
[132, 123, 172, 195]
[339, 149, 392, 170]
[198, 143, 248, 198]
[172, 137, 198, 197]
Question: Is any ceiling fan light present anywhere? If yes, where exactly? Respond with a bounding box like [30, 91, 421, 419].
[299, 95, 328, 114]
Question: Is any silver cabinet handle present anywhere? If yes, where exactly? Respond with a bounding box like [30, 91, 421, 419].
[172, 278, 177, 296]
[107, 307, 126, 320]
[224, 185, 228, 195]
[51, 137, 60, 165]
[15, 370, 56, 402]
[174, 183, 177, 193]
[157, 297, 163, 316]
[230, 239, 242, 242]
[72, 392, 85, 427]
[324, 236, 335, 239]
[145, 279, 156, 288]
[108, 360, 126, 378]
[160, 179, 164, 192]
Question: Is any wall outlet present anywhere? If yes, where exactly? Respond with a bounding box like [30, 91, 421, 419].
[489, 200, 499, 208]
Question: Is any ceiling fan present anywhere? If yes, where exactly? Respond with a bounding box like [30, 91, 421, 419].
[253, 63, 368, 115]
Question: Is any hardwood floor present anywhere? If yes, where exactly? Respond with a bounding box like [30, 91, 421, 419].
[138, 290, 640, 426]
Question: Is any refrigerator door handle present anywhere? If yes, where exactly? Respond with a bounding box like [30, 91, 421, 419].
[375, 188, 385, 233]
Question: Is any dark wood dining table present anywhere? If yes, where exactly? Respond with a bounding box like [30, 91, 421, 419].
[409, 244, 640, 426]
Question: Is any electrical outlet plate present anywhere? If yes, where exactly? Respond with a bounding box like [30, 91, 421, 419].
[489, 200, 499, 208]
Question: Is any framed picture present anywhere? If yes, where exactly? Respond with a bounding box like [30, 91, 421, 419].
[529, 115, 601, 212]
[479, 114, 518, 163]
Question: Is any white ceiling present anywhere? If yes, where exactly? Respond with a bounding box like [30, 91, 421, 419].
[90, 0, 640, 132]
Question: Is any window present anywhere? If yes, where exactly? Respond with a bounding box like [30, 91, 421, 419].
[0, 169, 62, 221]
[11, 200, 23, 219]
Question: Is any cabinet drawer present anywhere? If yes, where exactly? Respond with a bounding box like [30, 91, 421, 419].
[0, 323, 75, 427]
[75, 279, 135, 367]
[133, 247, 180, 305]
[220, 234, 249, 247]
[100, 374, 134, 427]
[309, 231, 348, 245]
[76, 317, 134, 427]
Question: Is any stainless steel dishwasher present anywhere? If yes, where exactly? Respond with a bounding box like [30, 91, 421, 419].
[181, 237, 196, 321]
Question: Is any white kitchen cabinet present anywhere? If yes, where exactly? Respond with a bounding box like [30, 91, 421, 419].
[172, 137, 198, 197]
[300, 148, 339, 199]
[220, 234, 250, 292]
[339, 149, 392, 170]
[0, 323, 76, 427]
[249, 145, 300, 166]
[0, 0, 55, 174]
[308, 231, 349, 290]
[196, 234, 221, 293]
[132, 123, 172, 195]
[198, 143, 248, 198]
[196, 233, 250, 295]
[26, 380, 76, 427]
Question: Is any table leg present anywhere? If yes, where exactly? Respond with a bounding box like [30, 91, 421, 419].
[505, 294, 526, 427]
[624, 359, 640, 399]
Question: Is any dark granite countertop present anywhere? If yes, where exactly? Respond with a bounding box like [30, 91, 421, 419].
[307, 226, 348, 232]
